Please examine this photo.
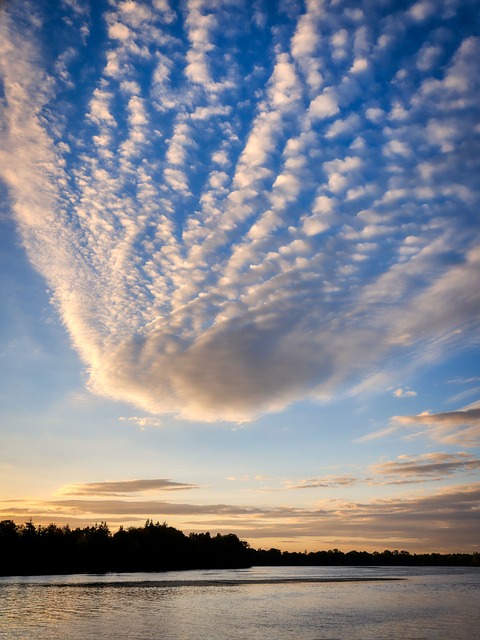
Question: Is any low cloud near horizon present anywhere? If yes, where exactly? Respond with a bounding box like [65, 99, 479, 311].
[58, 478, 199, 496]
[2, 481, 479, 552]
[1, 0, 479, 421]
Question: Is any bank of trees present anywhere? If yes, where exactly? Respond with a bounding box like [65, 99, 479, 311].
[0, 520, 250, 575]
[254, 546, 480, 567]
[0, 519, 478, 576]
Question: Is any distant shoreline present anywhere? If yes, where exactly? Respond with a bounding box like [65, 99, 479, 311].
[2, 520, 478, 576]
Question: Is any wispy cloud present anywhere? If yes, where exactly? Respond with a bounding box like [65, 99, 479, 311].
[391, 407, 480, 446]
[284, 475, 360, 490]
[58, 478, 199, 496]
[360, 407, 480, 446]
[119, 415, 163, 428]
[281, 451, 480, 490]
[3, 482, 479, 551]
[370, 452, 480, 479]
[1, 0, 479, 421]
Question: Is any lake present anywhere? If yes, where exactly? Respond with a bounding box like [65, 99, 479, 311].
[1, 566, 478, 639]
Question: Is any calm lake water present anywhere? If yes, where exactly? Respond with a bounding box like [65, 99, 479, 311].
[1, 566, 478, 639]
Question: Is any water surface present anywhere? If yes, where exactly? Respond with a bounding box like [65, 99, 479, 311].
[1, 566, 478, 639]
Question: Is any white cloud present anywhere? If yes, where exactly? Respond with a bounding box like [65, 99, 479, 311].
[290, 3, 324, 92]
[302, 214, 330, 236]
[109, 22, 131, 41]
[325, 113, 360, 139]
[309, 89, 339, 119]
[291, 16, 318, 59]
[416, 44, 442, 71]
[1, 0, 479, 424]
[267, 54, 302, 108]
[408, 1, 435, 22]
[415, 36, 480, 109]
[152, 0, 176, 23]
[365, 107, 385, 124]
[331, 28, 348, 59]
[383, 139, 411, 158]
[393, 387, 417, 398]
[350, 58, 368, 73]
[88, 88, 116, 124]
[119, 1, 154, 28]
[425, 119, 458, 153]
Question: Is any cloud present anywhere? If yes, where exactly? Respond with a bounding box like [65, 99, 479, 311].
[22, 499, 259, 517]
[350, 58, 368, 74]
[370, 452, 480, 479]
[393, 387, 417, 398]
[448, 377, 480, 385]
[391, 408, 480, 446]
[283, 451, 480, 490]
[308, 89, 339, 120]
[290, 1, 324, 92]
[285, 475, 359, 490]
[408, 1, 435, 22]
[109, 22, 132, 42]
[362, 407, 480, 447]
[58, 478, 199, 496]
[394, 407, 480, 426]
[416, 44, 443, 71]
[119, 415, 163, 428]
[1, 0, 479, 422]
[3, 483, 479, 551]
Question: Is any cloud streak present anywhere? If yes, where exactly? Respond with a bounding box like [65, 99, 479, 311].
[282, 451, 480, 490]
[3, 482, 479, 552]
[1, 0, 479, 421]
[58, 478, 199, 495]
[370, 452, 480, 479]
[359, 406, 480, 447]
[391, 408, 480, 447]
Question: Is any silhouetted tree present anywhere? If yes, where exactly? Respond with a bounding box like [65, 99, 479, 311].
[0, 519, 478, 576]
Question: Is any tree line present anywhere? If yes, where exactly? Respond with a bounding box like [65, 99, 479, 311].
[0, 519, 478, 576]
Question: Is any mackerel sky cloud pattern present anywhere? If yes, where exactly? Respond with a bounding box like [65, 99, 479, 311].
[1, 0, 479, 421]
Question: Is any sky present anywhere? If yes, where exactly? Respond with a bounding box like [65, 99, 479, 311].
[0, 0, 479, 554]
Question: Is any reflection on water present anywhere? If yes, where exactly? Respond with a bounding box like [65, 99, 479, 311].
[1, 567, 478, 640]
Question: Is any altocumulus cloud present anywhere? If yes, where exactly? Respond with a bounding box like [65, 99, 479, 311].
[1, 0, 479, 421]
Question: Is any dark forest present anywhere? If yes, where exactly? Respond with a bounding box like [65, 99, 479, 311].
[1, 520, 478, 576]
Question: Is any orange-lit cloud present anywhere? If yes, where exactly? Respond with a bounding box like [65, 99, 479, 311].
[2, 482, 479, 553]
[58, 478, 199, 496]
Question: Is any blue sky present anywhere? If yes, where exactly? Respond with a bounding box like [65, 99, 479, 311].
[0, 0, 479, 552]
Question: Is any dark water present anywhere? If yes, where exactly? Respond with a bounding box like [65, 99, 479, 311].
[1, 566, 478, 639]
